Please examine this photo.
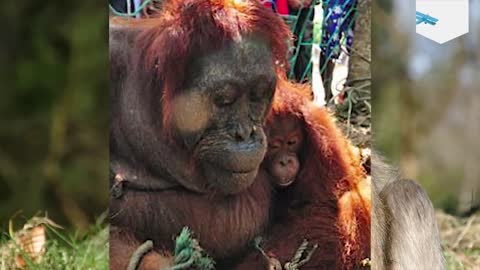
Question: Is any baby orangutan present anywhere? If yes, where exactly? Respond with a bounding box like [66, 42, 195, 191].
[264, 114, 305, 188]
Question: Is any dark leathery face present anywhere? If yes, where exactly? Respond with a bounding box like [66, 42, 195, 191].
[171, 37, 277, 194]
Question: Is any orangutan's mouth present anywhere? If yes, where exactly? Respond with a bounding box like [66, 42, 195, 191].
[202, 162, 259, 194]
[277, 178, 295, 187]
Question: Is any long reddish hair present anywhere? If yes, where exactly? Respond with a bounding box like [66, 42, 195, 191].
[116, 0, 292, 129]
[268, 80, 371, 268]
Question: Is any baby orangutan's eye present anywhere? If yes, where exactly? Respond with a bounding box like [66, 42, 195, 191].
[287, 139, 298, 146]
[269, 141, 281, 150]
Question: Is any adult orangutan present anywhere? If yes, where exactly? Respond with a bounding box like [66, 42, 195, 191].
[110, 0, 290, 268]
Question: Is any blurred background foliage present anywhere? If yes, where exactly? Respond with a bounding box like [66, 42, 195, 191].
[0, 1, 108, 231]
[372, 0, 480, 216]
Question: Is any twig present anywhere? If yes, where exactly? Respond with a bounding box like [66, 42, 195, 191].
[341, 45, 371, 63]
[127, 240, 154, 270]
[284, 240, 318, 270]
[452, 215, 475, 249]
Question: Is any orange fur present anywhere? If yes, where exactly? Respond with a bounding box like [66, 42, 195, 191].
[250, 79, 371, 269]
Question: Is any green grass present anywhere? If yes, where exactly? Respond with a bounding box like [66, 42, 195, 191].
[437, 211, 480, 270]
[0, 215, 108, 270]
[444, 248, 480, 270]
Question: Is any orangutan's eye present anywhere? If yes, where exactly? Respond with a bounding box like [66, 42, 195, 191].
[215, 85, 238, 107]
[269, 141, 281, 150]
[287, 139, 298, 146]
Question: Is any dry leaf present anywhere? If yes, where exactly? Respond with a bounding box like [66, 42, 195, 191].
[14, 224, 46, 268]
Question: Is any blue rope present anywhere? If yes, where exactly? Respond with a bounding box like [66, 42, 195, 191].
[109, 0, 155, 17]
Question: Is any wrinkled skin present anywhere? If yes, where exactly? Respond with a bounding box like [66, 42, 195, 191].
[178, 38, 277, 194]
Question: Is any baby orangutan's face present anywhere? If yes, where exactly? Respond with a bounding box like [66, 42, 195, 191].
[265, 115, 304, 187]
